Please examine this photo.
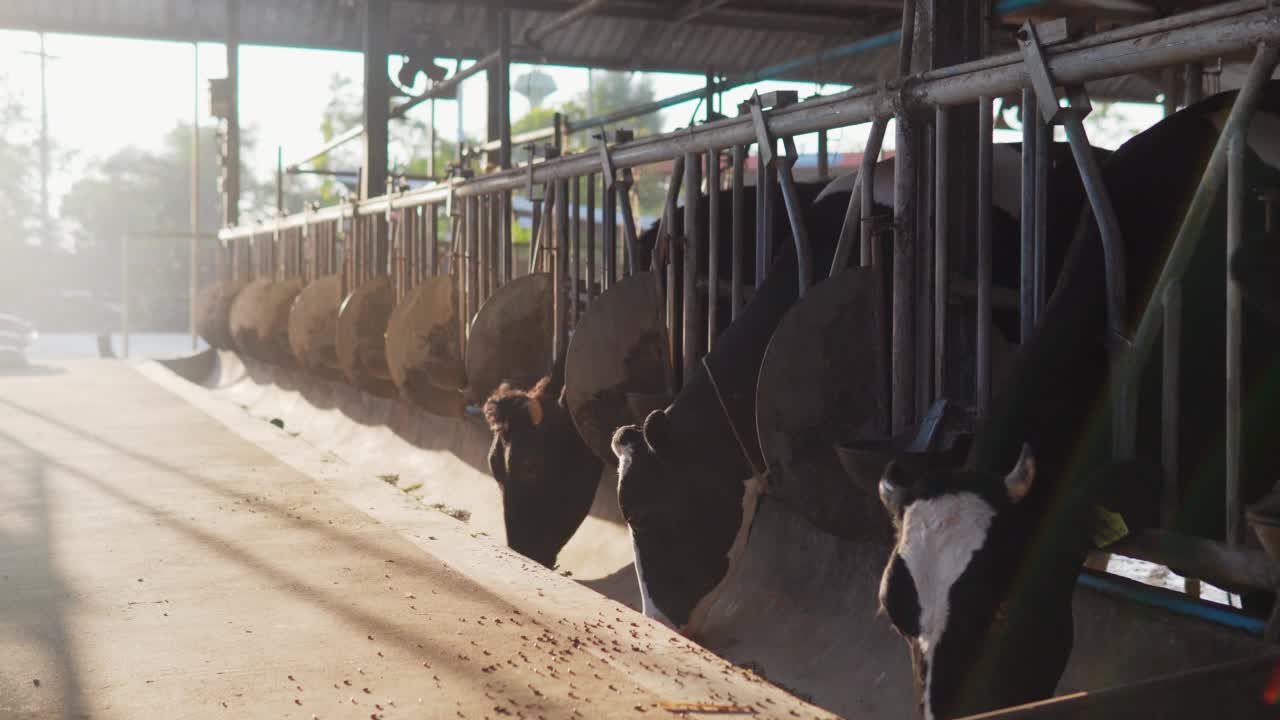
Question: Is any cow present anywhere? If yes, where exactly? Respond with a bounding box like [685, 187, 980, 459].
[875, 83, 1280, 719]
[485, 367, 603, 569]
[613, 144, 1096, 636]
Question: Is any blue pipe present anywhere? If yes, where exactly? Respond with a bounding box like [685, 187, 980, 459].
[1077, 571, 1267, 637]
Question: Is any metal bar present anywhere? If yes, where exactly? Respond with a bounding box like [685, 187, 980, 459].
[586, 174, 596, 300]
[934, 106, 949, 397]
[655, 156, 685, 272]
[570, 176, 580, 321]
[1020, 88, 1037, 341]
[817, 129, 828, 181]
[478, 194, 490, 301]
[469, 127, 559, 155]
[502, 191, 512, 283]
[524, 0, 609, 46]
[429, 203, 440, 275]
[1227, 131, 1245, 548]
[832, 117, 887, 274]
[707, 148, 721, 344]
[730, 145, 745, 319]
[897, 0, 917, 75]
[775, 139, 813, 296]
[757, 150, 776, 287]
[683, 152, 703, 385]
[603, 180, 617, 289]
[976, 97, 993, 415]
[892, 111, 917, 433]
[467, 195, 479, 321]
[1162, 281, 1182, 530]
[529, 197, 544, 273]
[496, 8, 512, 169]
[361, 0, 389, 199]
[449, 6, 1280, 198]
[1034, 108, 1049, 322]
[618, 176, 640, 274]
[190, 41, 200, 351]
[860, 128, 878, 267]
[554, 177, 570, 363]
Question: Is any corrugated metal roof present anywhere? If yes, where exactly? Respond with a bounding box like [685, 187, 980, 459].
[0, 0, 1225, 99]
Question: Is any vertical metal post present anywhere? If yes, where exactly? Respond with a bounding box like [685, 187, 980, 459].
[860, 132, 878, 267]
[494, 9, 512, 169]
[1020, 88, 1037, 341]
[586, 173, 596, 301]
[554, 177, 570, 363]
[429, 203, 440, 275]
[570, 176, 580, 321]
[428, 99, 436, 178]
[1226, 132, 1244, 547]
[467, 196, 479, 321]
[502, 190, 512, 283]
[893, 111, 918, 433]
[530, 197, 543, 273]
[276, 146, 284, 215]
[1162, 281, 1182, 529]
[191, 42, 201, 351]
[683, 152, 703, 384]
[121, 234, 130, 358]
[817, 129, 829, 181]
[223, 0, 241, 227]
[730, 145, 746, 319]
[707, 148, 721, 343]
[603, 177, 617, 290]
[756, 145, 775, 287]
[478, 194, 490, 301]
[361, 0, 389, 199]
[976, 97, 993, 415]
[1034, 109, 1049, 322]
[934, 107, 949, 397]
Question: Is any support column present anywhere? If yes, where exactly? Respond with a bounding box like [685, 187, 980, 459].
[223, 0, 241, 227]
[361, 0, 390, 200]
[488, 9, 512, 169]
[917, 0, 984, 407]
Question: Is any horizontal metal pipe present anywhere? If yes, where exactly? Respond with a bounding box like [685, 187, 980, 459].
[454, 7, 1280, 197]
[467, 126, 558, 154]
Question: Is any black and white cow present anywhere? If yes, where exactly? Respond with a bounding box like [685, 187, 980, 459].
[876, 83, 1280, 719]
[485, 370, 603, 569]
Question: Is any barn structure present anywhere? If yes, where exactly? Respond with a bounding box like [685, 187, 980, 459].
[6, 1, 1280, 718]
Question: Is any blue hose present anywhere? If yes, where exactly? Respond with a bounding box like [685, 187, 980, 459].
[1077, 571, 1267, 637]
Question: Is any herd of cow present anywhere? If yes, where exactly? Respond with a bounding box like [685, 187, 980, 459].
[200, 82, 1280, 719]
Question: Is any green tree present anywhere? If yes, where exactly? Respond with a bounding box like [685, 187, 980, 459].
[0, 74, 37, 248]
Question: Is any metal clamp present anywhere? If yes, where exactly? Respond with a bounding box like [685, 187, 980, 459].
[742, 91, 814, 295]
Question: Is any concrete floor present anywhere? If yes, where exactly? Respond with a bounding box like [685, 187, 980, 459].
[0, 360, 828, 720]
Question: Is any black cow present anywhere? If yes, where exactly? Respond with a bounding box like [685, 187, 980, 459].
[485, 370, 603, 569]
[613, 179, 842, 632]
[877, 84, 1280, 720]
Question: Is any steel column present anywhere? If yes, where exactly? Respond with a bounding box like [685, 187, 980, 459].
[976, 97, 993, 415]
[1226, 132, 1244, 548]
[893, 110, 918, 433]
[707, 148, 722, 344]
[934, 106, 949, 397]
[223, 0, 240, 227]
[360, 0, 389, 199]
[586, 174, 596, 300]
[1020, 88, 1037, 341]
[570, 177, 580, 321]
[731, 145, 746, 318]
[554, 177, 570, 363]
[683, 152, 703, 384]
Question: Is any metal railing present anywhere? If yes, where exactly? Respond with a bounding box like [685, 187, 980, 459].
[215, 0, 1280, 627]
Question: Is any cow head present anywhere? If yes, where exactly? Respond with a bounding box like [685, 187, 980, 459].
[612, 409, 760, 636]
[877, 444, 1073, 719]
[485, 376, 601, 569]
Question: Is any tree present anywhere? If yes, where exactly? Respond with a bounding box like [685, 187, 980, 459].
[0, 73, 37, 248]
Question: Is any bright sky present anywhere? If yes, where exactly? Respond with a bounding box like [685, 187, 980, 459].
[0, 29, 1163, 221]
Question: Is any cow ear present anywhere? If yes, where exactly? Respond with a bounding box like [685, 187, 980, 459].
[879, 460, 909, 515]
[1005, 443, 1035, 503]
[641, 410, 669, 452]
[611, 426, 646, 459]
